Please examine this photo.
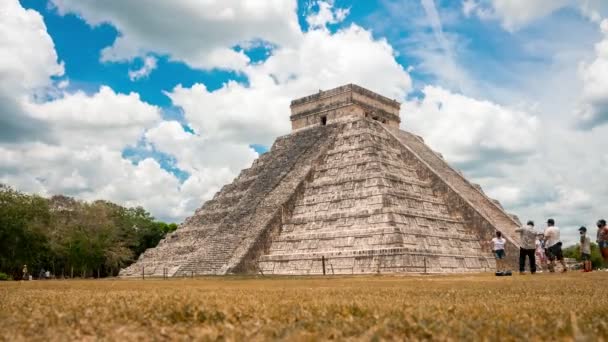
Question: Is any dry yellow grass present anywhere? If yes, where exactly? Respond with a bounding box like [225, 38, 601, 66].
[1, 272, 607, 341]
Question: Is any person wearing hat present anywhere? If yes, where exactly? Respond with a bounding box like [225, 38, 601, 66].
[579, 226, 592, 272]
[515, 220, 537, 274]
[544, 219, 567, 272]
[597, 219, 608, 262]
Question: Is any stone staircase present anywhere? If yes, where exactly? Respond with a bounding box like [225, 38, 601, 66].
[384, 127, 521, 248]
[259, 119, 496, 274]
[120, 124, 337, 277]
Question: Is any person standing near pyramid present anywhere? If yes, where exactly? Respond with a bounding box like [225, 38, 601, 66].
[544, 219, 567, 273]
[515, 221, 537, 274]
[535, 233, 546, 272]
[597, 219, 608, 263]
[491, 231, 507, 275]
[579, 226, 592, 272]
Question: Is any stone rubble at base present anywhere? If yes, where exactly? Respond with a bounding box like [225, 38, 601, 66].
[119, 84, 521, 277]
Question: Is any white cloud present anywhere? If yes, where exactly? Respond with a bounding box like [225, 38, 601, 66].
[405, 86, 538, 168]
[0, 0, 64, 93]
[49, 0, 302, 70]
[306, 1, 350, 30]
[491, 0, 571, 31]
[128, 56, 158, 81]
[168, 24, 412, 146]
[464, 0, 608, 31]
[576, 19, 608, 128]
[0, 0, 64, 142]
[144, 121, 258, 175]
[24, 86, 161, 149]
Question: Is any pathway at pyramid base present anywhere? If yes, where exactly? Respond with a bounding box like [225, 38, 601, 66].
[120, 115, 521, 277]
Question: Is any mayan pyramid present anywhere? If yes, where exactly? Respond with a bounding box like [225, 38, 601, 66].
[120, 84, 522, 277]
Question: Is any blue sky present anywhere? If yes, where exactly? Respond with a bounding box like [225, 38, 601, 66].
[3, 0, 608, 244]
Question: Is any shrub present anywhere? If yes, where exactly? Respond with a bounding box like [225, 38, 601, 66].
[0, 272, 12, 281]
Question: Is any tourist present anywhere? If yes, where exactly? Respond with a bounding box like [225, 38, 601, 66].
[597, 219, 608, 263]
[544, 219, 567, 273]
[579, 226, 592, 272]
[491, 231, 507, 276]
[535, 233, 546, 272]
[22, 264, 28, 280]
[515, 220, 537, 274]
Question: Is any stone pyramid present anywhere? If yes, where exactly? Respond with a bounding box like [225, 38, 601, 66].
[120, 84, 521, 277]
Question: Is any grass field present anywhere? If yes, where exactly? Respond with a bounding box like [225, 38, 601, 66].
[1, 272, 607, 341]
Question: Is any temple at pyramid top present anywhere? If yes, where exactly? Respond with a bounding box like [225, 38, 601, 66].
[290, 84, 401, 130]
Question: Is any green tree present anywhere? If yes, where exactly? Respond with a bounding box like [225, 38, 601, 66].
[0, 185, 51, 278]
[0, 185, 177, 278]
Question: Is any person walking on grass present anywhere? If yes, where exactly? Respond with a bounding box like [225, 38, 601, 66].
[515, 220, 537, 274]
[491, 231, 508, 276]
[597, 219, 608, 263]
[544, 219, 567, 273]
[535, 233, 546, 272]
[579, 226, 592, 272]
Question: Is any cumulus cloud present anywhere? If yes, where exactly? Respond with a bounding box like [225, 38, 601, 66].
[576, 19, 608, 128]
[168, 24, 412, 146]
[0, 0, 64, 142]
[463, 0, 608, 31]
[24, 86, 162, 149]
[2, 0, 412, 222]
[144, 121, 258, 175]
[405, 86, 538, 171]
[306, 1, 350, 30]
[49, 0, 302, 70]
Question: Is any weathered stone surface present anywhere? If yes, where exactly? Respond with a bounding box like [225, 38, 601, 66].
[120, 84, 520, 277]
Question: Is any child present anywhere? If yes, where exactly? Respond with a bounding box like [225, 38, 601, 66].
[579, 226, 592, 272]
[491, 231, 508, 276]
[535, 233, 546, 272]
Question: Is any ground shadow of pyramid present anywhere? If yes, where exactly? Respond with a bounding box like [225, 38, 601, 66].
[120, 84, 521, 277]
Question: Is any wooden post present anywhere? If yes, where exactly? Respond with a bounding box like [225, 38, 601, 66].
[322, 256, 326, 275]
[70, 266, 73, 279]
[424, 257, 427, 274]
[142, 266, 145, 280]
[191, 271, 194, 279]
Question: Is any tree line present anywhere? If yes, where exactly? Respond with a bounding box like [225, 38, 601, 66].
[0, 185, 177, 279]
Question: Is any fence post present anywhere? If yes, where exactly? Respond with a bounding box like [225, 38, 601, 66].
[322, 256, 326, 275]
[424, 257, 427, 274]
[142, 266, 145, 280]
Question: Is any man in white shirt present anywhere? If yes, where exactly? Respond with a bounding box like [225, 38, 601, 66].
[544, 218, 567, 273]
